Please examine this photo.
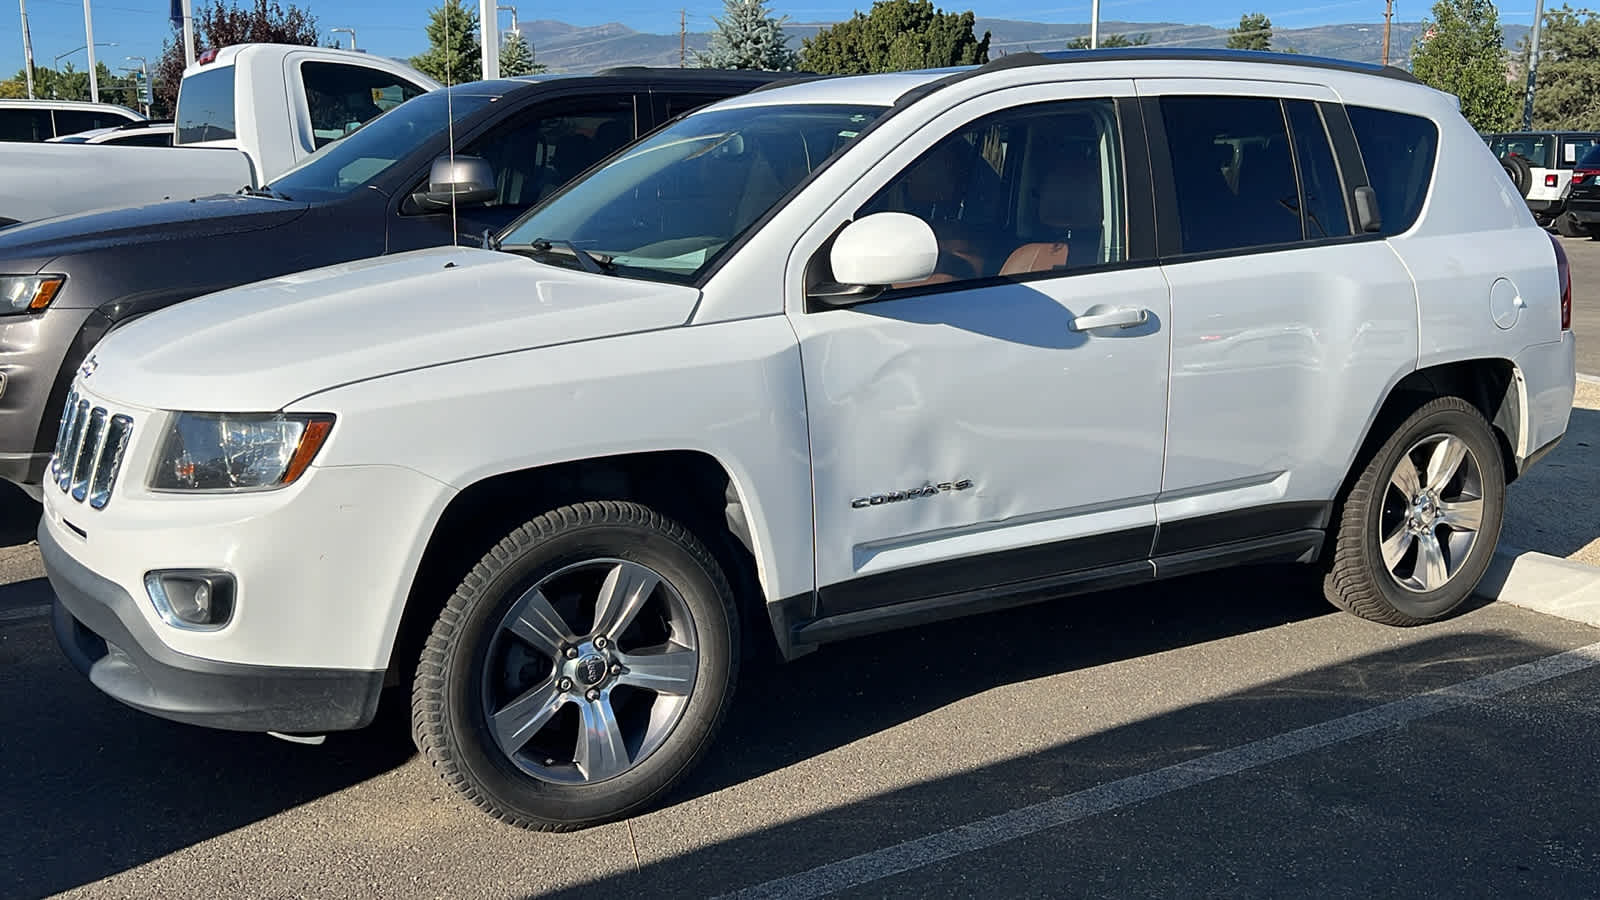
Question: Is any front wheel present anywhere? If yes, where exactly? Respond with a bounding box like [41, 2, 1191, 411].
[1323, 397, 1505, 626]
[412, 501, 740, 831]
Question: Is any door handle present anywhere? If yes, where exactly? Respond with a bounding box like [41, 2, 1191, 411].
[1069, 305, 1150, 332]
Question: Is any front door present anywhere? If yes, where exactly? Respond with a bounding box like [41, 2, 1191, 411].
[786, 82, 1172, 618]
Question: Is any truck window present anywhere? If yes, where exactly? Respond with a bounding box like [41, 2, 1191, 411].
[0, 108, 54, 142]
[301, 62, 430, 148]
[53, 109, 138, 136]
[175, 66, 238, 143]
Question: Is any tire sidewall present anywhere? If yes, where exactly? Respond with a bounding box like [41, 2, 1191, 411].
[437, 515, 736, 825]
[1362, 403, 1505, 620]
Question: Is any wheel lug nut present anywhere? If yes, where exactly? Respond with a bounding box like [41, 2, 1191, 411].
[594, 636, 608, 650]
[586, 689, 600, 701]
[610, 663, 622, 675]
[557, 677, 573, 692]
[565, 647, 578, 659]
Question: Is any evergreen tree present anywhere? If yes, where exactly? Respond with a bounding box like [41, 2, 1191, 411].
[412, 0, 482, 85]
[500, 29, 546, 76]
[1226, 12, 1273, 50]
[1065, 32, 1151, 48]
[1410, 0, 1519, 132]
[695, 0, 799, 70]
[1517, 4, 1600, 130]
[801, 0, 989, 75]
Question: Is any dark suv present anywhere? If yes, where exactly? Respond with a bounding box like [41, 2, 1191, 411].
[1567, 145, 1600, 238]
[0, 67, 800, 492]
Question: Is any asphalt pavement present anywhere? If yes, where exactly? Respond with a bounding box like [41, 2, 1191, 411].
[1, 238, 1598, 899]
[1560, 232, 1600, 376]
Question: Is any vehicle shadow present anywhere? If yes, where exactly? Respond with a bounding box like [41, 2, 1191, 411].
[1502, 404, 1600, 559]
[554, 626, 1595, 899]
[0, 480, 40, 549]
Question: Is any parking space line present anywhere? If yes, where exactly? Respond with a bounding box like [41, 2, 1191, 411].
[722, 641, 1600, 900]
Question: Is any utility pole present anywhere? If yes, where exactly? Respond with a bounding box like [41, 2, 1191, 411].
[1381, 0, 1394, 66]
[1090, 0, 1101, 47]
[1522, 0, 1546, 129]
[19, 0, 36, 99]
[680, 8, 687, 67]
[480, 0, 499, 79]
[181, 0, 196, 67]
[83, 0, 99, 103]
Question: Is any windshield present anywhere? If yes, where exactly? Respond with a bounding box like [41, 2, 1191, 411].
[500, 103, 887, 284]
[268, 91, 496, 202]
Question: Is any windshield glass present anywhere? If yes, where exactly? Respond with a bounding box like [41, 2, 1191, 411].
[268, 91, 496, 202]
[500, 103, 887, 283]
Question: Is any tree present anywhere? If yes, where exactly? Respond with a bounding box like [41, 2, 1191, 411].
[1410, 0, 1519, 132]
[800, 0, 990, 75]
[1518, 4, 1600, 130]
[694, 0, 799, 70]
[1226, 12, 1273, 50]
[153, 0, 320, 114]
[1065, 32, 1151, 48]
[411, 0, 481, 85]
[0, 63, 142, 107]
[499, 29, 546, 76]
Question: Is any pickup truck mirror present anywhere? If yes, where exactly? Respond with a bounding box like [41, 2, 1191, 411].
[810, 212, 939, 306]
[412, 155, 498, 211]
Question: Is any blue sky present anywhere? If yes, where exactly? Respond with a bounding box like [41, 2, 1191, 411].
[6, 0, 1542, 86]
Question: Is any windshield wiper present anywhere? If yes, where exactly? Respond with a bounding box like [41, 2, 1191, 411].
[500, 238, 615, 276]
[240, 185, 292, 201]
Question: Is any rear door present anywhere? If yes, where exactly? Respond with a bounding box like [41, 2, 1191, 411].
[1140, 80, 1418, 558]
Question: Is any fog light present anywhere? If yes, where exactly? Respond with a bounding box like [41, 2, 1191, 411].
[145, 571, 236, 630]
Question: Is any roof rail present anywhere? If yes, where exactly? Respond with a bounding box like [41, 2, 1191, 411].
[592, 65, 815, 79]
[968, 47, 1424, 85]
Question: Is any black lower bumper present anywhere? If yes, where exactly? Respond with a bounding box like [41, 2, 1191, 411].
[41, 523, 384, 733]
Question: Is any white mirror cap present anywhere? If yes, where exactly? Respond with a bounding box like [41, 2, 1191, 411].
[829, 212, 939, 287]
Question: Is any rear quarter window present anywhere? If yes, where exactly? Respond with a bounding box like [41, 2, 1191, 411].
[175, 66, 238, 143]
[0, 108, 53, 141]
[1347, 105, 1438, 236]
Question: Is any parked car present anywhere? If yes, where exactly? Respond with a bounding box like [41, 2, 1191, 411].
[0, 44, 439, 226]
[0, 99, 145, 142]
[1485, 129, 1600, 235]
[47, 120, 175, 147]
[0, 67, 801, 492]
[40, 48, 1576, 831]
[1564, 144, 1600, 237]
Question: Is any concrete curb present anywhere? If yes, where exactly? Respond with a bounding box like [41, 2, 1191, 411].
[1579, 373, 1600, 386]
[1477, 546, 1600, 627]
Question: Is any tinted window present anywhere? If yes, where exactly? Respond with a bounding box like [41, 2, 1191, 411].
[175, 66, 237, 143]
[1579, 145, 1600, 169]
[858, 98, 1126, 288]
[0, 108, 53, 142]
[1285, 101, 1350, 239]
[658, 93, 729, 121]
[302, 62, 430, 148]
[53, 108, 137, 136]
[1160, 96, 1302, 254]
[461, 97, 635, 210]
[1347, 105, 1438, 236]
[1490, 133, 1554, 169]
[106, 130, 172, 147]
[1563, 136, 1599, 168]
[501, 103, 885, 284]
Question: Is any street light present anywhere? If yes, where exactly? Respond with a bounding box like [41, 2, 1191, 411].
[54, 40, 116, 66]
[126, 54, 150, 116]
[53, 39, 116, 101]
[497, 5, 518, 35]
[330, 27, 357, 51]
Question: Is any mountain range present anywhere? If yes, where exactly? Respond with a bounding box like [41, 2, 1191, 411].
[513, 17, 1534, 73]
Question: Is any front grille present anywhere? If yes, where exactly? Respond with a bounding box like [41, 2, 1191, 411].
[49, 390, 133, 509]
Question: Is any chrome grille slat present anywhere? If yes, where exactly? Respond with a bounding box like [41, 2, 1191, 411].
[50, 391, 133, 510]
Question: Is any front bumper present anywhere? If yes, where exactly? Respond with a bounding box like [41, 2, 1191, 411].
[44, 523, 384, 732]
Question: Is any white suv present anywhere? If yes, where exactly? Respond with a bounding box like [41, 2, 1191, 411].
[40, 49, 1578, 831]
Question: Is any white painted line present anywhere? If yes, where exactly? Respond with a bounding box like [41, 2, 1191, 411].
[722, 641, 1600, 900]
[1579, 372, 1600, 386]
[0, 604, 50, 623]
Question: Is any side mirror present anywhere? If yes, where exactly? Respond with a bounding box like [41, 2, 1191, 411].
[810, 212, 939, 305]
[411, 154, 498, 211]
[1353, 185, 1383, 233]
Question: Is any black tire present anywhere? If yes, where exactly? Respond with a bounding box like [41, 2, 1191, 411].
[1501, 155, 1533, 196]
[1323, 397, 1505, 626]
[1555, 211, 1591, 238]
[412, 500, 740, 831]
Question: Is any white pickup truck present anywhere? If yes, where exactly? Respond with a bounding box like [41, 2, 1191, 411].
[0, 44, 439, 226]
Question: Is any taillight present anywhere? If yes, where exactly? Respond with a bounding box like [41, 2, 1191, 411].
[1550, 232, 1572, 331]
[1575, 169, 1600, 184]
[1546, 174, 1560, 187]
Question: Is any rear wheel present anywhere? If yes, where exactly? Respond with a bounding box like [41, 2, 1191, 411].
[412, 501, 739, 831]
[1555, 212, 1591, 237]
[1323, 397, 1505, 626]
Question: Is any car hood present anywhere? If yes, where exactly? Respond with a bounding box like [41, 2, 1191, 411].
[0, 194, 308, 264]
[84, 246, 703, 412]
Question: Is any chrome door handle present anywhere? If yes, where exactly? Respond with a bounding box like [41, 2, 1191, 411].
[1069, 305, 1150, 332]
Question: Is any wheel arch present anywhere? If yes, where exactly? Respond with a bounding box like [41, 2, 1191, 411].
[385, 449, 784, 690]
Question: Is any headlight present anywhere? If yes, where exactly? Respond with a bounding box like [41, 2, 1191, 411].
[1, 274, 65, 313]
[150, 412, 335, 492]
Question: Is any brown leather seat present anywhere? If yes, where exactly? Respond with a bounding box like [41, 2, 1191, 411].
[1000, 153, 1102, 276]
